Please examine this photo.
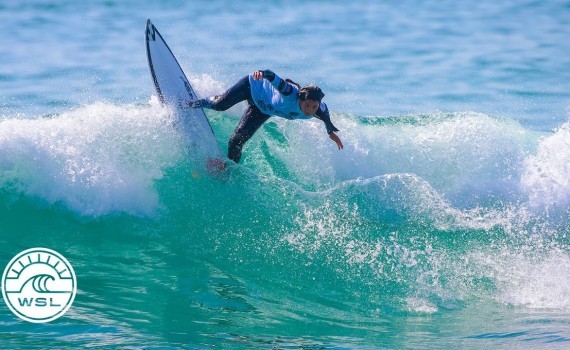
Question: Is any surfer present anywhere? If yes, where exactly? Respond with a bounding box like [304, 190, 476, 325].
[190, 69, 343, 163]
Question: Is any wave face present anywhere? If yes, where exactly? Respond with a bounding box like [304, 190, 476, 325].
[1, 96, 568, 348]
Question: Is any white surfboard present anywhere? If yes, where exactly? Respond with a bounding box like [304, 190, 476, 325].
[145, 19, 223, 167]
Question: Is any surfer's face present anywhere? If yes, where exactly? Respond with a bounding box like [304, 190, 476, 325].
[299, 99, 320, 116]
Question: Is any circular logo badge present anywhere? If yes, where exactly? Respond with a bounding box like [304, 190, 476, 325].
[2, 248, 77, 323]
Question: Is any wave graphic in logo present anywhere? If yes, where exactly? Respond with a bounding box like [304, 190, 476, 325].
[24, 274, 57, 293]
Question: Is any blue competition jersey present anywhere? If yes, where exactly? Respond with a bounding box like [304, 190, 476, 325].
[248, 73, 339, 134]
[249, 74, 307, 120]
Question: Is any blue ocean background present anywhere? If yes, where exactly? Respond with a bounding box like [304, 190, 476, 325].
[1, 0, 569, 348]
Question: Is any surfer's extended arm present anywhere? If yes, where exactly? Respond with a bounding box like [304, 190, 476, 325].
[314, 103, 343, 150]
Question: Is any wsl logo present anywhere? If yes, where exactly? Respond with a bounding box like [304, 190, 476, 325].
[2, 248, 77, 323]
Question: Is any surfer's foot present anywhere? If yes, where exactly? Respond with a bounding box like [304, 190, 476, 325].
[206, 157, 228, 175]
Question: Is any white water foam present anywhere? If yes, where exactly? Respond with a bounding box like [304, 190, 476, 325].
[467, 245, 570, 310]
[0, 100, 182, 216]
[521, 121, 570, 212]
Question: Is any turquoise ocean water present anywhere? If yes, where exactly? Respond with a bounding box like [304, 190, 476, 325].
[1, 1, 569, 348]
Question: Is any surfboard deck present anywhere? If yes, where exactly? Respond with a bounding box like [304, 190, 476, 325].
[145, 19, 225, 173]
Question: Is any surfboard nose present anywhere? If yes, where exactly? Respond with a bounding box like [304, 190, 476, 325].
[145, 18, 156, 41]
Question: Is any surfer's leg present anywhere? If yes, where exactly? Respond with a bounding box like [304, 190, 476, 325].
[208, 76, 251, 111]
[228, 105, 270, 163]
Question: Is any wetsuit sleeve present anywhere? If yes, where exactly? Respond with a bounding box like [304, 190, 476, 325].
[262, 70, 296, 96]
[314, 102, 339, 134]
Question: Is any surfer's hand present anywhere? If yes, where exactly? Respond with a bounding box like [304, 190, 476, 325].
[329, 132, 344, 150]
[253, 69, 275, 82]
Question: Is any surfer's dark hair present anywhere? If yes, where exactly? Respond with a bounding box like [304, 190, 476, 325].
[298, 84, 325, 102]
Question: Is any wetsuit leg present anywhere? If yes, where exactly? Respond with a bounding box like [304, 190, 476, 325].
[209, 75, 251, 111]
[228, 104, 270, 163]
[203, 75, 268, 162]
